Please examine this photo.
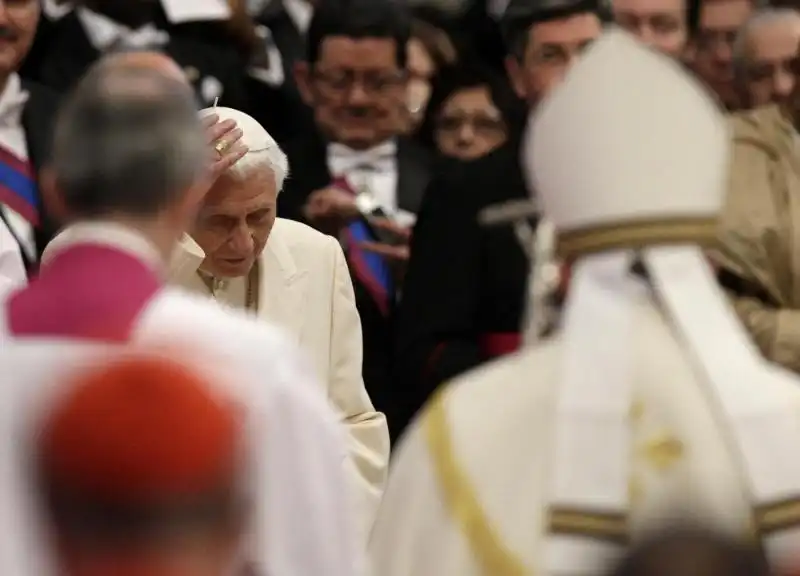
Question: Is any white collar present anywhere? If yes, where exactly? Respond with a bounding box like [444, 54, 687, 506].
[42, 222, 164, 272]
[76, 7, 168, 51]
[328, 140, 397, 160]
[283, 0, 313, 33]
[41, 0, 73, 20]
[0, 74, 29, 127]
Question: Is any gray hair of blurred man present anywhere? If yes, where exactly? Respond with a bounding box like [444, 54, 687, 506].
[732, 7, 800, 81]
[51, 54, 209, 218]
[199, 107, 289, 192]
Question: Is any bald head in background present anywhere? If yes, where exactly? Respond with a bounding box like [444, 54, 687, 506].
[101, 50, 188, 82]
[48, 50, 209, 227]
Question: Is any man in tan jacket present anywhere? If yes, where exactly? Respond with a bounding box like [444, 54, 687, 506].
[715, 93, 800, 370]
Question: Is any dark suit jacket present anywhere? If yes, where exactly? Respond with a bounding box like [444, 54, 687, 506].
[278, 132, 431, 419]
[27, 12, 250, 110]
[390, 144, 530, 441]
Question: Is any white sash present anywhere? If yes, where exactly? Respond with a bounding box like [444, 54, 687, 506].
[647, 246, 800, 565]
[546, 251, 640, 576]
[546, 245, 800, 576]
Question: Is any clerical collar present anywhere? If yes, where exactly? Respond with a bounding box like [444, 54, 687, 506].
[42, 222, 164, 273]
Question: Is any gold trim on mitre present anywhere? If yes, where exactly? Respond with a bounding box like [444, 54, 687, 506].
[754, 498, 800, 535]
[424, 388, 529, 576]
[556, 217, 718, 260]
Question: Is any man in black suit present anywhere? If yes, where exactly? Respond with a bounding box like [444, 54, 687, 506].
[25, 0, 250, 110]
[0, 0, 60, 274]
[391, 0, 607, 441]
[278, 0, 431, 420]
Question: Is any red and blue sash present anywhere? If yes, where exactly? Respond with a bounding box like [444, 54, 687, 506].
[0, 145, 38, 226]
[333, 178, 392, 315]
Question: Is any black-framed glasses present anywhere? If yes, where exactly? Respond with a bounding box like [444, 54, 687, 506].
[312, 68, 406, 97]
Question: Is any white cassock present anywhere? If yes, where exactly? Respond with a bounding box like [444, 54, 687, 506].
[370, 31, 800, 576]
[0, 221, 361, 576]
[171, 217, 390, 546]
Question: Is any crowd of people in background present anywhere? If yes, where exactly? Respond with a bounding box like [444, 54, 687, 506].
[3, 0, 797, 439]
[2, 0, 800, 573]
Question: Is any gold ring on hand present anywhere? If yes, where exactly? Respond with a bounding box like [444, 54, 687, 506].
[214, 140, 228, 157]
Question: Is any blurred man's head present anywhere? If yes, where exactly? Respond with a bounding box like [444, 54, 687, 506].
[613, 0, 693, 57]
[502, 0, 604, 108]
[0, 0, 39, 83]
[691, 0, 758, 109]
[38, 356, 246, 576]
[45, 52, 209, 250]
[192, 108, 287, 279]
[733, 8, 800, 108]
[294, 0, 411, 150]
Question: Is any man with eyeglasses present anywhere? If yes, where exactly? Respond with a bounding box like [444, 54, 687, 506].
[277, 0, 432, 430]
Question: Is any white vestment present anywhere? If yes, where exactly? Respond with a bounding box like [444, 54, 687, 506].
[0, 223, 361, 576]
[170, 218, 390, 544]
[369, 275, 800, 576]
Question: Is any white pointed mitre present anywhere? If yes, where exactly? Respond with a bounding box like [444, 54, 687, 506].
[524, 29, 728, 238]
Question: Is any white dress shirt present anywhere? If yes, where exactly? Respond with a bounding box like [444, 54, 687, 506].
[0, 73, 35, 263]
[0, 217, 26, 293]
[76, 7, 169, 51]
[327, 141, 399, 215]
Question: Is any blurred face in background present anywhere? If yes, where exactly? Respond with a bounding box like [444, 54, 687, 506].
[296, 36, 408, 150]
[737, 16, 800, 109]
[506, 13, 602, 108]
[692, 0, 754, 110]
[0, 0, 38, 80]
[192, 169, 277, 278]
[434, 85, 507, 160]
[614, 0, 688, 57]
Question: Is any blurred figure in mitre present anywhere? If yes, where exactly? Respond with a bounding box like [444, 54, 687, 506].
[370, 30, 800, 576]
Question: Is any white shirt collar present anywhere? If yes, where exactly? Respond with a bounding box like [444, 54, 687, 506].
[76, 7, 169, 52]
[42, 222, 164, 272]
[0, 74, 29, 127]
[41, 0, 73, 20]
[283, 0, 313, 33]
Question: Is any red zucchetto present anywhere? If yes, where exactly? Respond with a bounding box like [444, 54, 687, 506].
[37, 355, 241, 501]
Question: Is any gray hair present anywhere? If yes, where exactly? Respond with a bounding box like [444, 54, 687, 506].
[199, 106, 288, 193]
[52, 55, 208, 217]
[732, 8, 800, 80]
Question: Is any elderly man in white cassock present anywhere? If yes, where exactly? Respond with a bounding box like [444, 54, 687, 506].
[369, 30, 800, 576]
[169, 106, 389, 542]
[0, 52, 361, 576]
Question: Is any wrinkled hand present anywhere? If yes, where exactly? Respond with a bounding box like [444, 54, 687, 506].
[203, 113, 248, 181]
[360, 217, 412, 283]
[303, 187, 360, 234]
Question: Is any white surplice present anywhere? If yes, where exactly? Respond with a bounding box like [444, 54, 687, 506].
[0, 222, 362, 576]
